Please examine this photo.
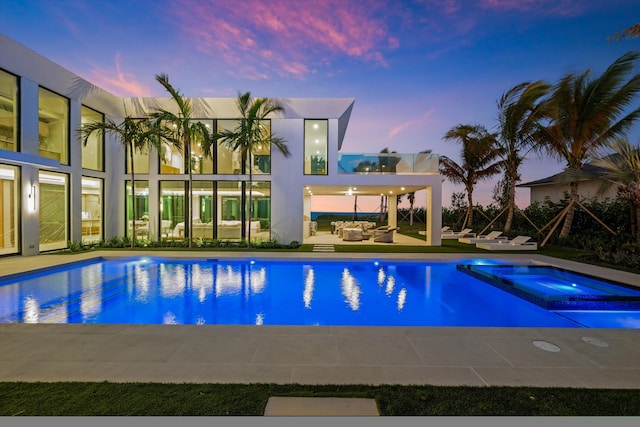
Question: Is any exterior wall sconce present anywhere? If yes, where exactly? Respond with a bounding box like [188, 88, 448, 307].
[28, 184, 37, 212]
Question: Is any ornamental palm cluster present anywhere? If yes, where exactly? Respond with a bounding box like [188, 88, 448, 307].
[441, 50, 640, 243]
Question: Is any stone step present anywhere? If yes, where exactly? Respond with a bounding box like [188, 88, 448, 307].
[313, 244, 335, 252]
[264, 397, 379, 416]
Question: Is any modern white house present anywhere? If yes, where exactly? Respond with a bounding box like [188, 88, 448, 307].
[0, 33, 442, 257]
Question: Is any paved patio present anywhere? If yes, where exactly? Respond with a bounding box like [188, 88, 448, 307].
[1, 250, 640, 388]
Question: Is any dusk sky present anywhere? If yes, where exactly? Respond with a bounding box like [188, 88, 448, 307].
[2, 0, 640, 212]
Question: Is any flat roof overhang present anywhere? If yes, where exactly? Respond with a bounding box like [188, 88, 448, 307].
[303, 184, 425, 197]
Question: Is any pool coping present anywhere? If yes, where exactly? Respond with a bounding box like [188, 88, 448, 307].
[1, 251, 640, 388]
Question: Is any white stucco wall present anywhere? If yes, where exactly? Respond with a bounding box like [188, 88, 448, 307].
[529, 180, 619, 204]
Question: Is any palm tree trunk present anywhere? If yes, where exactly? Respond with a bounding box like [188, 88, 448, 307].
[636, 203, 640, 246]
[466, 188, 474, 229]
[409, 197, 414, 226]
[186, 138, 193, 248]
[559, 181, 579, 238]
[504, 175, 516, 232]
[129, 146, 136, 249]
[247, 154, 253, 249]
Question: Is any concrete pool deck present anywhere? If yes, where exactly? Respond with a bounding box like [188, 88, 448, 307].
[1, 250, 640, 389]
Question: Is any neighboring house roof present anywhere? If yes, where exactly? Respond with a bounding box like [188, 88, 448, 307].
[518, 155, 619, 188]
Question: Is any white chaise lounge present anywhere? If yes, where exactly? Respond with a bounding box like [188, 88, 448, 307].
[476, 235, 537, 251]
[441, 228, 475, 239]
[458, 230, 507, 244]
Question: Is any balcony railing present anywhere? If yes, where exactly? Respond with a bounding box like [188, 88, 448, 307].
[338, 152, 439, 175]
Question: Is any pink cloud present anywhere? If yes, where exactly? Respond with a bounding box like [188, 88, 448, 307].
[88, 54, 151, 97]
[387, 109, 435, 142]
[171, 0, 392, 79]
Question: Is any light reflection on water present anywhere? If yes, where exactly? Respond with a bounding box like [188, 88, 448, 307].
[341, 268, 361, 311]
[2, 258, 639, 328]
[303, 267, 314, 308]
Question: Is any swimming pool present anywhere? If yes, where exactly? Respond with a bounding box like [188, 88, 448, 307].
[1, 257, 639, 328]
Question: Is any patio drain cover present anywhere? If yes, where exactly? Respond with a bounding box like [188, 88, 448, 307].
[532, 340, 560, 352]
[582, 336, 609, 348]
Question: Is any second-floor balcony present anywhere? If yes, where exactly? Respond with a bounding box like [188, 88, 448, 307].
[338, 152, 439, 175]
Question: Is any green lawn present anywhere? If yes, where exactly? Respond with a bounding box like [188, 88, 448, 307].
[2, 382, 640, 416]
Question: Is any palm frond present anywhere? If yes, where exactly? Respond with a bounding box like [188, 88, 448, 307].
[608, 23, 640, 43]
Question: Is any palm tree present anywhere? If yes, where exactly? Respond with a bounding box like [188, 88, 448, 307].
[591, 138, 640, 245]
[536, 51, 640, 238]
[608, 23, 640, 43]
[216, 91, 290, 248]
[496, 80, 551, 231]
[152, 73, 214, 248]
[79, 117, 165, 248]
[440, 124, 502, 229]
[407, 191, 415, 226]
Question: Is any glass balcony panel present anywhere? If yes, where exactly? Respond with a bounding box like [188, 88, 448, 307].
[337, 152, 438, 174]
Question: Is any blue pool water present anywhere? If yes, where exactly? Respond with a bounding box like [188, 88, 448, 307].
[1, 257, 639, 328]
[457, 264, 640, 311]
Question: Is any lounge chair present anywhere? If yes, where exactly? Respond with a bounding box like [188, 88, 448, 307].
[441, 226, 452, 234]
[458, 230, 507, 244]
[373, 227, 397, 243]
[441, 228, 475, 239]
[342, 227, 364, 241]
[476, 235, 537, 251]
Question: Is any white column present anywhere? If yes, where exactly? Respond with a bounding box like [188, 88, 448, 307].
[388, 194, 397, 228]
[426, 184, 442, 246]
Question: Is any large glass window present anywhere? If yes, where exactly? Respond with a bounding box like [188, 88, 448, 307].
[304, 120, 328, 175]
[160, 139, 183, 174]
[81, 177, 102, 243]
[160, 181, 185, 238]
[0, 164, 19, 255]
[125, 180, 149, 239]
[160, 181, 215, 240]
[160, 119, 215, 175]
[81, 106, 104, 171]
[39, 171, 68, 251]
[191, 120, 214, 174]
[251, 120, 271, 175]
[216, 119, 271, 175]
[217, 181, 242, 240]
[0, 70, 18, 152]
[38, 87, 69, 164]
[192, 181, 214, 239]
[247, 181, 270, 238]
[217, 120, 241, 174]
[126, 120, 150, 174]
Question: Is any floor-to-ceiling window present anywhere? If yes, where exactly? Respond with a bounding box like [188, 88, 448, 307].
[81, 177, 102, 243]
[39, 171, 68, 251]
[247, 181, 270, 238]
[217, 181, 242, 240]
[160, 119, 215, 175]
[160, 138, 183, 174]
[249, 120, 271, 175]
[0, 69, 18, 152]
[38, 88, 69, 165]
[160, 181, 185, 239]
[191, 120, 214, 174]
[125, 180, 149, 240]
[192, 181, 214, 239]
[0, 164, 19, 255]
[126, 121, 150, 174]
[81, 106, 104, 171]
[217, 119, 272, 175]
[217, 120, 241, 174]
[304, 120, 328, 175]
